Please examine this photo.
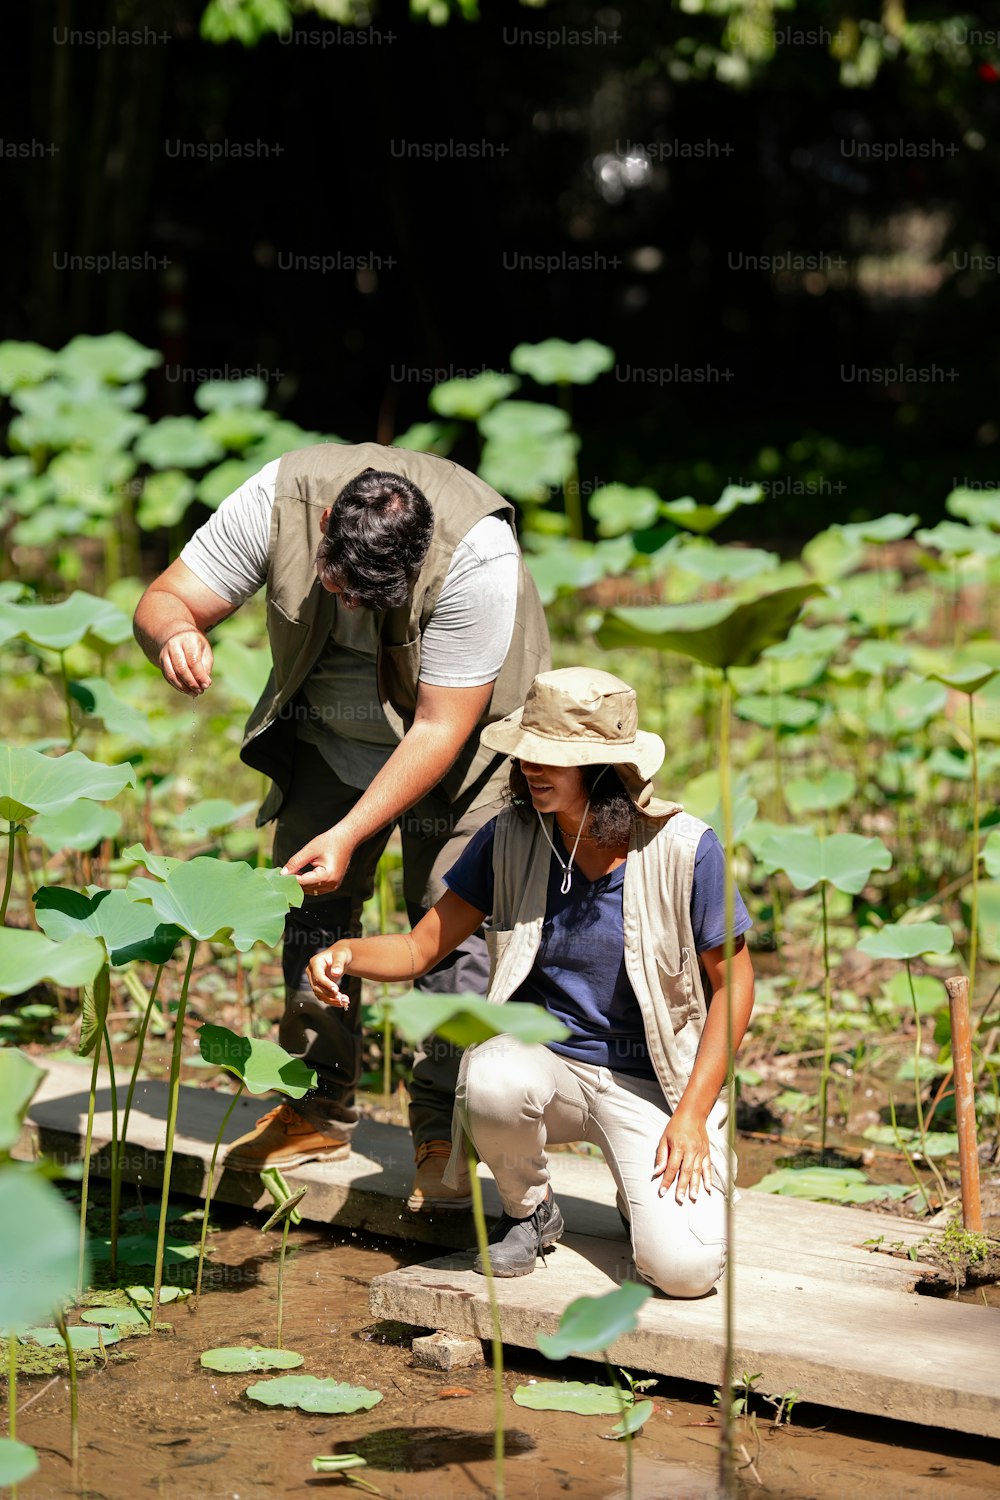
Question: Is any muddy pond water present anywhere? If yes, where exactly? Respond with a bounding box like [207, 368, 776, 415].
[11, 1196, 1000, 1500]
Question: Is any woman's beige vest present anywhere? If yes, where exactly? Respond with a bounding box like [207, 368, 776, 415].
[238, 443, 551, 823]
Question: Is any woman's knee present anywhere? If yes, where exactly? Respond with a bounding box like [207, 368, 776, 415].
[633, 1237, 726, 1299]
[464, 1039, 549, 1122]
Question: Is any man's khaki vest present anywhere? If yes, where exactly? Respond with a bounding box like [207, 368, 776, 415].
[240, 443, 551, 823]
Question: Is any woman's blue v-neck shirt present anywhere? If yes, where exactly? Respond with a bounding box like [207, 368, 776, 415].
[443, 816, 752, 1080]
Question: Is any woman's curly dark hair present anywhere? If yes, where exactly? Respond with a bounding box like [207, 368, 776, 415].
[316, 467, 434, 610]
[507, 760, 654, 849]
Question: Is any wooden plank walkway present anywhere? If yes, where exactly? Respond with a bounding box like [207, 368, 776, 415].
[16, 1061, 1000, 1438]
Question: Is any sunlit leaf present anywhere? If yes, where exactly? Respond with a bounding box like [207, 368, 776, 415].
[135, 416, 225, 471]
[537, 1283, 652, 1359]
[34, 886, 183, 968]
[201, 1345, 304, 1372]
[375, 991, 569, 1049]
[0, 1049, 46, 1152]
[195, 377, 268, 411]
[0, 339, 58, 392]
[927, 662, 1000, 696]
[510, 338, 614, 385]
[759, 830, 892, 894]
[597, 585, 824, 670]
[0, 930, 106, 999]
[175, 798, 258, 837]
[429, 370, 519, 419]
[0, 1167, 81, 1329]
[0, 591, 131, 653]
[783, 771, 855, 816]
[856, 921, 954, 960]
[127, 857, 303, 950]
[512, 1381, 624, 1415]
[57, 331, 161, 385]
[588, 484, 662, 538]
[137, 469, 197, 530]
[0, 1437, 40, 1485]
[197, 1023, 316, 1098]
[606, 1399, 654, 1438]
[32, 802, 122, 852]
[245, 1376, 383, 1413]
[752, 1166, 912, 1204]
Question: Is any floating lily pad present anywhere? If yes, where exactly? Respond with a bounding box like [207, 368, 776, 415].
[512, 1381, 624, 1415]
[22, 1324, 122, 1349]
[126, 1285, 190, 1305]
[201, 1345, 304, 1373]
[752, 1167, 912, 1205]
[81, 1306, 150, 1327]
[245, 1376, 383, 1413]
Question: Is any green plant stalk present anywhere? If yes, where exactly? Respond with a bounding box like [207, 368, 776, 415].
[196, 1080, 245, 1304]
[717, 667, 736, 1500]
[15, 832, 35, 920]
[605, 1359, 634, 1500]
[112, 965, 165, 1268]
[1, 823, 15, 923]
[277, 1213, 291, 1349]
[77, 967, 110, 1301]
[100, 1014, 120, 1280]
[466, 1138, 505, 1500]
[969, 694, 980, 999]
[57, 650, 77, 748]
[54, 1311, 79, 1473]
[819, 882, 832, 1161]
[7, 1332, 16, 1438]
[900, 961, 952, 1208]
[887, 1092, 932, 1214]
[150, 939, 197, 1334]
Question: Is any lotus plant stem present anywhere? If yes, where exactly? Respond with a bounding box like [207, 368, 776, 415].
[15, 833, 35, 923]
[718, 667, 736, 1500]
[819, 883, 833, 1161]
[150, 938, 197, 1335]
[888, 1092, 932, 1214]
[466, 1138, 505, 1500]
[969, 695, 980, 999]
[276, 1213, 291, 1349]
[7, 1332, 16, 1437]
[57, 651, 77, 748]
[100, 1016, 120, 1280]
[1, 824, 15, 924]
[195, 1080, 245, 1304]
[77, 982, 107, 1301]
[902, 962, 952, 1207]
[605, 1360, 634, 1500]
[112, 965, 165, 1267]
[54, 1311, 79, 1473]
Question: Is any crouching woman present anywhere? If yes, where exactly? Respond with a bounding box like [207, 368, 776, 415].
[306, 668, 755, 1298]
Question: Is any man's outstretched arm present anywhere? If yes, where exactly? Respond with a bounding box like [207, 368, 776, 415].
[134, 559, 237, 697]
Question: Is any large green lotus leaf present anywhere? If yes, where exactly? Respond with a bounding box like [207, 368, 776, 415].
[734, 693, 822, 731]
[512, 1381, 623, 1416]
[660, 484, 763, 536]
[982, 831, 1000, 878]
[678, 771, 757, 843]
[211, 638, 272, 710]
[80, 1306, 150, 1327]
[526, 544, 606, 604]
[868, 678, 948, 737]
[0, 591, 131, 652]
[201, 1345, 304, 1372]
[856, 921, 954, 961]
[33, 801, 122, 853]
[928, 662, 1000, 696]
[134, 416, 225, 471]
[0, 1048, 46, 1152]
[8, 386, 147, 454]
[0, 745, 136, 822]
[879, 971, 948, 1016]
[137, 469, 197, 530]
[850, 639, 913, 676]
[762, 622, 848, 661]
[850, 592, 934, 633]
[247, 423, 340, 465]
[377, 992, 569, 1049]
[587, 484, 662, 538]
[197, 1023, 316, 1097]
[200, 407, 275, 453]
[537, 1283, 652, 1359]
[47, 449, 136, 518]
[674, 542, 778, 584]
[478, 432, 579, 502]
[839, 512, 919, 545]
[21, 1324, 122, 1349]
[783, 771, 856, 817]
[34, 886, 183, 968]
[0, 1167, 81, 1328]
[0, 930, 106, 998]
[429, 370, 520, 419]
[510, 338, 614, 386]
[596, 585, 824, 670]
[752, 1166, 911, 1204]
[121, 842, 184, 880]
[945, 487, 1000, 528]
[477, 400, 570, 442]
[758, 830, 892, 894]
[0, 339, 58, 392]
[126, 857, 303, 950]
[392, 420, 461, 457]
[245, 1376, 383, 1413]
[176, 798, 258, 837]
[0, 1437, 40, 1485]
[195, 376, 269, 412]
[68, 676, 154, 742]
[57, 332, 161, 385]
[196, 457, 261, 511]
[916, 520, 1000, 557]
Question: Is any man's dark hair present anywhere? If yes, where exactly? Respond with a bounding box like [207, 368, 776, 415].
[507, 760, 654, 849]
[316, 467, 434, 610]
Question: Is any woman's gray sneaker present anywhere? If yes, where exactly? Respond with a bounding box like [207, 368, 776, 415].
[473, 1193, 565, 1277]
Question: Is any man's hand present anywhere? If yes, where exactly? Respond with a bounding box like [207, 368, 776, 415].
[282, 825, 355, 895]
[159, 629, 214, 697]
[307, 943, 354, 1008]
[652, 1105, 713, 1204]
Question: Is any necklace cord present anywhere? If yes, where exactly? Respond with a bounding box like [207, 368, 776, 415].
[538, 799, 592, 895]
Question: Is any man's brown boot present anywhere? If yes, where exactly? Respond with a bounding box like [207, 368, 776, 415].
[406, 1139, 472, 1213]
[223, 1103, 351, 1171]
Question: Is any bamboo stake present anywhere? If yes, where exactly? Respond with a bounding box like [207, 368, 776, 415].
[944, 975, 982, 1232]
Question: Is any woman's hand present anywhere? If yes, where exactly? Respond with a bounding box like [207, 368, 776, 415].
[306, 943, 354, 1008]
[652, 1105, 713, 1204]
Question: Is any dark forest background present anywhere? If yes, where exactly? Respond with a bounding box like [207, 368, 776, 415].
[5, 0, 1000, 536]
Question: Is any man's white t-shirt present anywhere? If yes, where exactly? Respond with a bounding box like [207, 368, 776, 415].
[180, 459, 520, 788]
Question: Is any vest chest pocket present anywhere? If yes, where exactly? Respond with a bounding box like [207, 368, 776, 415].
[380, 636, 422, 719]
[484, 925, 514, 988]
[266, 597, 312, 684]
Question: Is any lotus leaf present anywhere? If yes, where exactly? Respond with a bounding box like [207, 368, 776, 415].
[375, 991, 569, 1049]
[0, 1048, 46, 1152]
[126, 856, 303, 950]
[68, 677, 154, 741]
[135, 416, 225, 471]
[429, 370, 519, 418]
[392, 420, 460, 455]
[137, 470, 197, 530]
[197, 1023, 316, 1097]
[851, 639, 912, 676]
[196, 457, 261, 510]
[245, 1375, 383, 1413]
[57, 332, 161, 385]
[607, 1400, 654, 1438]
[0, 930, 106, 998]
[752, 1167, 911, 1204]
[597, 585, 824, 670]
[927, 662, 1000, 696]
[89, 1233, 200, 1266]
[734, 693, 822, 731]
[212, 638, 272, 710]
[126, 1285, 190, 1304]
[762, 622, 848, 660]
[512, 1381, 624, 1416]
[0, 591, 131, 652]
[916, 520, 1000, 557]
[838, 512, 918, 545]
[35, 886, 183, 968]
[982, 831, 1000, 877]
[537, 1282, 652, 1359]
[0, 339, 58, 392]
[856, 921, 954, 960]
[587, 484, 662, 538]
[783, 771, 856, 816]
[510, 338, 614, 385]
[675, 542, 779, 584]
[32, 802, 122, 853]
[121, 842, 185, 879]
[759, 830, 892, 894]
[81, 1306, 149, 1326]
[200, 407, 275, 452]
[0, 1438, 40, 1485]
[0, 1167, 81, 1328]
[175, 798, 258, 836]
[477, 400, 570, 442]
[478, 431, 579, 502]
[21, 1324, 122, 1349]
[945, 487, 1000, 528]
[195, 376, 268, 411]
[201, 1345, 304, 1372]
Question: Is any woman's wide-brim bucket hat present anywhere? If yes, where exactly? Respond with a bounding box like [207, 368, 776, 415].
[480, 667, 669, 811]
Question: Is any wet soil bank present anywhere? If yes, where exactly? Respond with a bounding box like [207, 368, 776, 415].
[7, 1206, 1000, 1500]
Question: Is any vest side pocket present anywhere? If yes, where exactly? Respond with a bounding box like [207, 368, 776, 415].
[484, 925, 514, 990]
